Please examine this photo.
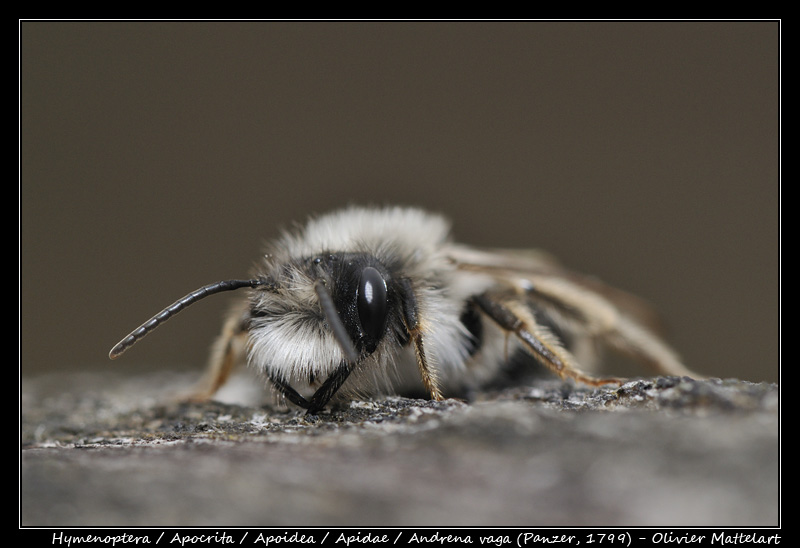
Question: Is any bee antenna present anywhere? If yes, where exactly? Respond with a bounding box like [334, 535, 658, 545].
[109, 278, 268, 360]
[314, 279, 360, 364]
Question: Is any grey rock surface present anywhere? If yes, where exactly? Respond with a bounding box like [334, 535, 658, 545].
[20, 370, 779, 527]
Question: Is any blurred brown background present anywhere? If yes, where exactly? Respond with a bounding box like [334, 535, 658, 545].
[20, 21, 779, 384]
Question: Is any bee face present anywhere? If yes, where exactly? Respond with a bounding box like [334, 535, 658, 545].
[110, 206, 700, 415]
[246, 252, 403, 387]
[309, 253, 392, 355]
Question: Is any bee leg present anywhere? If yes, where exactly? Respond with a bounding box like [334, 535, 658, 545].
[410, 329, 444, 401]
[605, 314, 701, 379]
[472, 293, 624, 387]
[184, 308, 249, 402]
[267, 362, 354, 415]
[399, 278, 444, 401]
[267, 373, 312, 410]
[306, 362, 354, 415]
[522, 275, 700, 379]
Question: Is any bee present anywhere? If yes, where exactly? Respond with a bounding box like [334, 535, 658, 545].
[109, 206, 698, 414]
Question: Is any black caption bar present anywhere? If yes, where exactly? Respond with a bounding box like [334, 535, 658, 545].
[17, 527, 782, 547]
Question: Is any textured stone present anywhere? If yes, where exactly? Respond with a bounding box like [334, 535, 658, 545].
[20, 370, 779, 526]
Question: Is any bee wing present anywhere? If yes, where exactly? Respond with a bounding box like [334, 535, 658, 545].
[447, 244, 665, 334]
[447, 245, 699, 380]
[446, 244, 563, 275]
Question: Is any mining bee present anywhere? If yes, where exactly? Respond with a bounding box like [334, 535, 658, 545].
[110, 206, 698, 414]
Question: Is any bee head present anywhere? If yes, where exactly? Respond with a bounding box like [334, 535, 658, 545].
[246, 252, 402, 383]
[109, 251, 405, 391]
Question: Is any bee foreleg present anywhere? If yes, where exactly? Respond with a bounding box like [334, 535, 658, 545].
[399, 278, 443, 401]
[472, 293, 624, 387]
[267, 373, 312, 410]
[304, 362, 354, 414]
[266, 361, 355, 415]
[410, 329, 444, 401]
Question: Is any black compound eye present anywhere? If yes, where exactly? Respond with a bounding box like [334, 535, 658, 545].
[357, 266, 388, 345]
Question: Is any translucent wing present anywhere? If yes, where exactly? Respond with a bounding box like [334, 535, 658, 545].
[447, 245, 699, 380]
